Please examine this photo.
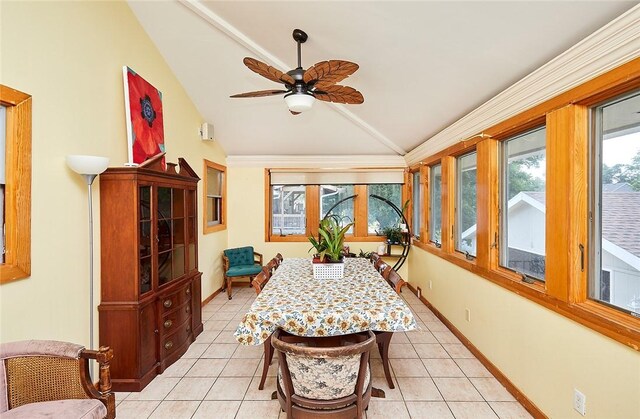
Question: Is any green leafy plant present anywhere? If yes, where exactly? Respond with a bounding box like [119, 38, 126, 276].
[308, 215, 354, 262]
[382, 225, 404, 244]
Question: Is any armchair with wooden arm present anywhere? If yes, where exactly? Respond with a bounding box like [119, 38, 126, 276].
[0, 340, 115, 419]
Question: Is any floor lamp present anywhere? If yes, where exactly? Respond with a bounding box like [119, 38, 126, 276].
[66, 155, 109, 356]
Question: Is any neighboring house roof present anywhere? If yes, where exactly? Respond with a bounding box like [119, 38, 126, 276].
[601, 192, 640, 259]
[602, 182, 634, 192]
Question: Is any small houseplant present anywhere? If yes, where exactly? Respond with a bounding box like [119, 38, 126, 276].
[382, 225, 404, 244]
[308, 215, 354, 263]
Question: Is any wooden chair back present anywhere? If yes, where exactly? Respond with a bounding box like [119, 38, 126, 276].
[370, 253, 380, 265]
[252, 267, 271, 295]
[373, 258, 385, 270]
[380, 264, 392, 280]
[387, 269, 407, 294]
[376, 261, 389, 275]
[265, 258, 278, 275]
[271, 329, 376, 419]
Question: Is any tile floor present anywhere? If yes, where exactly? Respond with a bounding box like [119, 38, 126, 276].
[114, 286, 533, 418]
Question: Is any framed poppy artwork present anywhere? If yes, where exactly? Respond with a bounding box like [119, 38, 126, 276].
[123, 66, 165, 164]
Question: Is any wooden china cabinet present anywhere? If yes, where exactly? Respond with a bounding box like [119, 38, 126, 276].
[98, 154, 203, 391]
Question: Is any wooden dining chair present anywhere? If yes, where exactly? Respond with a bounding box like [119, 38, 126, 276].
[252, 267, 272, 295]
[387, 269, 407, 294]
[265, 258, 279, 276]
[370, 253, 380, 265]
[271, 329, 376, 419]
[275, 253, 284, 264]
[376, 261, 389, 276]
[380, 264, 392, 280]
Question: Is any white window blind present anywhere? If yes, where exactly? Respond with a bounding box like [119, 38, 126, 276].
[270, 169, 404, 185]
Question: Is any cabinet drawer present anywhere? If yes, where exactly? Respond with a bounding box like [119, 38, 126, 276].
[161, 319, 192, 358]
[160, 303, 191, 335]
[159, 283, 192, 313]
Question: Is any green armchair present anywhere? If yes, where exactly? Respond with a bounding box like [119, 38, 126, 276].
[222, 246, 263, 299]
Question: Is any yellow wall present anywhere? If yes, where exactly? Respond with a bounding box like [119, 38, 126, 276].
[408, 247, 640, 418]
[0, 1, 227, 345]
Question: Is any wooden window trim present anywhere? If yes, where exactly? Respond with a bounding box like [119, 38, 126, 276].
[202, 159, 226, 234]
[0, 85, 32, 284]
[265, 170, 408, 243]
[412, 59, 640, 351]
[453, 149, 479, 259]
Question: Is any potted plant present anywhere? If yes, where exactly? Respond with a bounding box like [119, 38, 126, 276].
[308, 215, 354, 278]
[382, 225, 404, 245]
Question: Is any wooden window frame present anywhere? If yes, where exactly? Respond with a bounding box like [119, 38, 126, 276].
[202, 159, 226, 234]
[412, 58, 640, 350]
[587, 89, 640, 318]
[409, 166, 426, 240]
[0, 85, 32, 284]
[265, 170, 409, 243]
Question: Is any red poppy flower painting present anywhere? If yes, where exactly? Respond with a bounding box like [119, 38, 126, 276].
[123, 66, 165, 164]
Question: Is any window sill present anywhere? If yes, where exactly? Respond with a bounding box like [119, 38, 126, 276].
[411, 243, 639, 351]
[268, 235, 388, 243]
[204, 223, 226, 234]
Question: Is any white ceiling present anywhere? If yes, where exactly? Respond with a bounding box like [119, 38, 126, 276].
[128, 1, 635, 157]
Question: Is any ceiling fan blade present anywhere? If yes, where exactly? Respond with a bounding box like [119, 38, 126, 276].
[243, 57, 295, 85]
[314, 85, 364, 105]
[230, 89, 288, 98]
[303, 60, 359, 87]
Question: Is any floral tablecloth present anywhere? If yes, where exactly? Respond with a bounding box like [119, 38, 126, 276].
[235, 258, 417, 345]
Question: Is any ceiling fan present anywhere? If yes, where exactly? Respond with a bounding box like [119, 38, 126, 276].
[230, 29, 364, 115]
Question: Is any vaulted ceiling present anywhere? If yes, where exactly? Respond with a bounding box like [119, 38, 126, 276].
[128, 1, 635, 157]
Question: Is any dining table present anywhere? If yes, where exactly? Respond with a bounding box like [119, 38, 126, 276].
[234, 257, 418, 391]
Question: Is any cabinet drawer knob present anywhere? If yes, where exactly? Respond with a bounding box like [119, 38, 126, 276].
[186, 326, 191, 333]
[185, 288, 191, 295]
[186, 306, 190, 314]
[164, 320, 173, 329]
[164, 341, 173, 350]
[163, 299, 172, 308]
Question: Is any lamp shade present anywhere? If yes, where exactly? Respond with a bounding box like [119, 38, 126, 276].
[66, 155, 110, 175]
[284, 93, 315, 113]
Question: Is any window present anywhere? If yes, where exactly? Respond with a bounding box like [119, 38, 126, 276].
[429, 164, 442, 246]
[501, 127, 546, 280]
[203, 159, 226, 234]
[456, 152, 477, 257]
[0, 85, 31, 283]
[0, 105, 5, 263]
[320, 184, 354, 232]
[272, 185, 306, 236]
[412, 171, 422, 238]
[590, 90, 640, 315]
[368, 184, 402, 234]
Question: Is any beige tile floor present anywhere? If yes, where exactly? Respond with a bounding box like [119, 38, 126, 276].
[114, 286, 533, 419]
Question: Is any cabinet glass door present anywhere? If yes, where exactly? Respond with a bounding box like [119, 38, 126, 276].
[139, 186, 152, 294]
[157, 187, 173, 286]
[172, 189, 186, 279]
[187, 189, 197, 271]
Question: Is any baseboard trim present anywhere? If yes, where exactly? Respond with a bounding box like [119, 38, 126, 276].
[202, 287, 223, 306]
[406, 283, 547, 419]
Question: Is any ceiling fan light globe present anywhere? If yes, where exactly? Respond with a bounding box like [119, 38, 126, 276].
[284, 93, 315, 113]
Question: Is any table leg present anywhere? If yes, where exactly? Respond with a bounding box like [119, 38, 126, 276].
[258, 336, 273, 390]
[376, 332, 394, 389]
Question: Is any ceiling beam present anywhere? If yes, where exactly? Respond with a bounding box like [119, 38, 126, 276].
[178, 0, 407, 156]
